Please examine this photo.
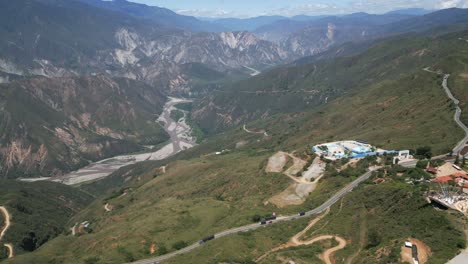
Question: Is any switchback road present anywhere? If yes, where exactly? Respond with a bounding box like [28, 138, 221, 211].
[131, 169, 376, 264]
[424, 69, 468, 156]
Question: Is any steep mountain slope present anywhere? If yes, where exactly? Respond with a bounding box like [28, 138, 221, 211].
[0, 0, 287, 95]
[192, 29, 468, 137]
[5, 28, 468, 264]
[0, 180, 93, 260]
[381, 8, 468, 34]
[0, 75, 168, 179]
[255, 9, 468, 59]
[255, 12, 416, 56]
[207, 16, 288, 31]
[77, 0, 225, 32]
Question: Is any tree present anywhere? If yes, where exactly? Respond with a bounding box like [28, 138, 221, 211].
[366, 229, 382, 248]
[172, 241, 188, 250]
[416, 160, 429, 169]
[415, 146, 432, 159]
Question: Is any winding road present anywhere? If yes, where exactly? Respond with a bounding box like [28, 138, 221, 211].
[19, 97, 196, 185]
[400, 69, 468, 168]
[131, 169, 376, 264]
[425, 68, 468, 156]
[441, 73, 468, 156]
[0, 206, 13, 259]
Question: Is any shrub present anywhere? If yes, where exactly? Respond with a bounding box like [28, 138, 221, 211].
[84, 257, 100, 264]
[172, 240, 188, 250]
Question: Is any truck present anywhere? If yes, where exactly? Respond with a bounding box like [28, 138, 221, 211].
[199, 235, 215, 244]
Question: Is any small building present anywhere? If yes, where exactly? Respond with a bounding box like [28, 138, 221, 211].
[405, 242, 413, 248]
[426, 167, 438, 174]
[433, 175, 454, 183]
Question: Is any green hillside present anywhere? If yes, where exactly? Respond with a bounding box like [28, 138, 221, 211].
[0, 180, 93, 261]
[167, 178, 466, 264]
[193, 29, 468, 136]
[4, 25, 468, 264]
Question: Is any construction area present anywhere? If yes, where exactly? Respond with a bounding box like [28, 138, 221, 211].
[312, 140, 399, 160]
[427, 161, 468, 214]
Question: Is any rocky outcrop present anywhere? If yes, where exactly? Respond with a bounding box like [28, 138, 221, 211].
[0, 76, 169, 178]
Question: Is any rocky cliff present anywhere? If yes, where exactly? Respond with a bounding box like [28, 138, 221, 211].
[0, 75, 168, 178]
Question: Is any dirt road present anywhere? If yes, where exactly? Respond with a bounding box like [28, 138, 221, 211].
[257, 208, 347, 264]
[267, 152, 326, 207]
[4, 243, 13, 258]
[1, 206, 13, 258]
[0, 206, 11, 242]
[321, 236, 347, 264]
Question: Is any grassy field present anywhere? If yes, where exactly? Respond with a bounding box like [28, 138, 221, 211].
[6, 151, 289, 263]
[166, 171, 466, 264]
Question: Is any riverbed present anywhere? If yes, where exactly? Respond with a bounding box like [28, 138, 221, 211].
[20, 97, 196, 185]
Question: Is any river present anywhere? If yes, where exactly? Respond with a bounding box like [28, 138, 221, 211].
[20, 97, 196, 185]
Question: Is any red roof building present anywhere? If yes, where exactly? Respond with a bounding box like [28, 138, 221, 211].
[433, 175, 454, 183]
[452, 172, 468, 180]
[426, 167, 438, 174]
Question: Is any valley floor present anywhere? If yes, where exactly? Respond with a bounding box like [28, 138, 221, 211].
[19, 97, 196, 185]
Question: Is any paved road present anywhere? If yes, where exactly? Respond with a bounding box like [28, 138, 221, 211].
[441, 74, 468, 155]
[400, 70, 468, 168]
[424, 69, 468, 156]
[131, 169, 376, 264]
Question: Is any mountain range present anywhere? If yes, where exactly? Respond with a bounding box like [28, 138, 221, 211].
[1, 0, 468, 263]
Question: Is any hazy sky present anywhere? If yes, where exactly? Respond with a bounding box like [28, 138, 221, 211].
[127, 0, 468, 17]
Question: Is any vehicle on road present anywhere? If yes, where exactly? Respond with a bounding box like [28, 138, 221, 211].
[199, 235, 215, 244]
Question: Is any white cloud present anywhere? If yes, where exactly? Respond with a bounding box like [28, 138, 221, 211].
[176, 8, 248, 18]
[437, 0, 468, 8]
[174, 0, 468, 18]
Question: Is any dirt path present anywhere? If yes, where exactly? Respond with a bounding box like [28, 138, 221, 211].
[104, 203, 112, 212]
[4, 243, 13, 258]
[401, 238, 431, 264]
[267, 152, 326, 207]
[70, 223, 77, 236]
[321, 237, 347, 264]
[256, 208, 347, 264]
[0, 206, 11, 242]
[1, 206, 13, 258]
[344, 211, 367, 264]
[243, 125, 268, 137]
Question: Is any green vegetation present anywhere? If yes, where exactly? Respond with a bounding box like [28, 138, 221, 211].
[193, 30, 468, 155]
[172, 102, 207, 143]
[166, 178, 465, 264]
[170, 109, 185, 122]
[0, 180, 92, 261]
[5, 24, 468, 264]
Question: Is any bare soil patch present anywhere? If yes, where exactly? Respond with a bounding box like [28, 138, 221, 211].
[266, 152, 289, 173]
[401, 238, 431, 264]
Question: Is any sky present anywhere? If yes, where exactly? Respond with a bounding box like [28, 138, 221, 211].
[127, 0, 468, 18]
